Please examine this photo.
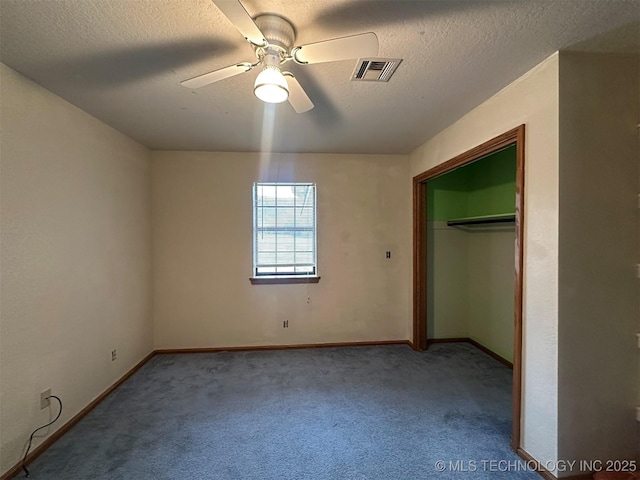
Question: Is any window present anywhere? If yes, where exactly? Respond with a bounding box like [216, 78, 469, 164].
[252, 183, 318, 282]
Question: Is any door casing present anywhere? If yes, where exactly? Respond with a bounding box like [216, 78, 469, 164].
[412, 125, 525, 451]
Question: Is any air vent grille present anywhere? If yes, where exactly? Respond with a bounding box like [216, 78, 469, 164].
[351, 58, 402, 82]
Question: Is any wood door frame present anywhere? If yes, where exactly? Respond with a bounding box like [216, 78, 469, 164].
[412, 125, 525, 451]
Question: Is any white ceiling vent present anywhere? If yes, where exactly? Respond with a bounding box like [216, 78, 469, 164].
[351, 58, 402, 82]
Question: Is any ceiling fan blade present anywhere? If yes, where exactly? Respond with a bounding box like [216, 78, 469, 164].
[181, 62, 254, 89]
[283, 72, 314, 113]
[292, 32, 378, 65]
[212, 0, 267, 47]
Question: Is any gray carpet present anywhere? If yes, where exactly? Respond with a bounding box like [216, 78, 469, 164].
[25, 343, 540, 479]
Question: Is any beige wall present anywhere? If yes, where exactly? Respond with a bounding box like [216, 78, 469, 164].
[151, 151, 411, 349]
[557, 52, 640, 471]
[428, 222, 515, 362]
[427, 222, 469, 339]
[410, 54, 560, 468]
[467, 229, 515, 362]
[0, 64, 153, 475]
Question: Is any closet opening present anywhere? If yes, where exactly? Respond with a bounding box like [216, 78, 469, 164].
[412, 125, 525, 451]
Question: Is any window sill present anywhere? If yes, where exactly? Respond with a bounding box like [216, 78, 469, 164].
[249, 276, 321, 285]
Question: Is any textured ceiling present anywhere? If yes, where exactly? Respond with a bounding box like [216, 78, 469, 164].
[1, 0, 639, 154]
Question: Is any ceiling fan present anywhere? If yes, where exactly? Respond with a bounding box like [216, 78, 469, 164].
[181, 0, 379, 113]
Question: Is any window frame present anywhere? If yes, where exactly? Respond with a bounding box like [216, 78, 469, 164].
[250, 182, 320, 285]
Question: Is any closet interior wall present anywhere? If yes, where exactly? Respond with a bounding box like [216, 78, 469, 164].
[427, 146, 517, 362]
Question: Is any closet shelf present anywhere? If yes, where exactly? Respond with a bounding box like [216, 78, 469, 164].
[446, 213, 515, 229]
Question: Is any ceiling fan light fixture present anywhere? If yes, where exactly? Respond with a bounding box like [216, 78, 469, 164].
[254, 66, 289, 104]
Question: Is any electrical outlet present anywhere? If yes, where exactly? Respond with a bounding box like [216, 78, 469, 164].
[283, 320, 289, 328]
[111, 349, 117, 361]
[40, 389, 51, 409]
[307, 296, 310, 304]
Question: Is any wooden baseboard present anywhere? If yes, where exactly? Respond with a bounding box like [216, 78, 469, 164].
[429, 337, 513, 369]
[155, 339, 412, 354]
[429, 337, 469, 343]
[516, 448, 595, 480]
[517, 447, 556, 480]
[0, 351, 156, 480]
[466, 338, 513, 369]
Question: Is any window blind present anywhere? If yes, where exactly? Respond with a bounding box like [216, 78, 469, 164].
[253, 183, 317, 276]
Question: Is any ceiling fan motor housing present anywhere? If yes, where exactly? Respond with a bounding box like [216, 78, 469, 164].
[254, 14, 296, 57]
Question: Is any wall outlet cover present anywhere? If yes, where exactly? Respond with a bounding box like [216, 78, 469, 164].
[40, 388, 51, 409]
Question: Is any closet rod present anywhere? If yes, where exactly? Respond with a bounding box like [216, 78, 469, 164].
[446, 214, 515, 227]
